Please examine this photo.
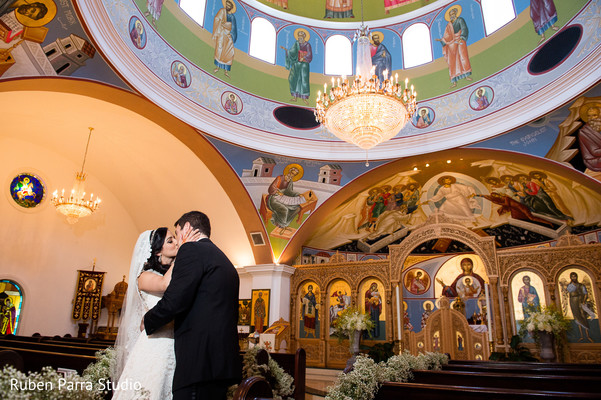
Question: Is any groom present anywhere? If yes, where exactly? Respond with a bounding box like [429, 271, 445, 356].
[143, 211, 241, 399]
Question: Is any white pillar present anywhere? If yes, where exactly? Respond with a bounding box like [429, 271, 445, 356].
[237, 264, 296, 326]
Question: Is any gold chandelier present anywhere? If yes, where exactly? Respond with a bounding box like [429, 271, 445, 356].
[52, 127, 101, 224]
[314, 20, 417, 154]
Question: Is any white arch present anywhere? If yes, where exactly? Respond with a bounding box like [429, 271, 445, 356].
[250, 18, 277, 64]
[402, 23, 432, 69]
[179, 0, 207, 27]
[481, 0, 516, 36]
[325, 35, 352, 76]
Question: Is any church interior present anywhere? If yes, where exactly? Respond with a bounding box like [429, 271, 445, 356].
[2, 0, 601, 397]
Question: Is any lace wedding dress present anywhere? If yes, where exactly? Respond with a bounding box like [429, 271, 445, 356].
[113, 291, 175, 399]
[113, 231, 175, 400]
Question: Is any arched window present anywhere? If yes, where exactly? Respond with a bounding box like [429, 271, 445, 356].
[179, 0, 208, 27]
[0, 280, 24, 335]
[403, 23, 432, 68]
[250, 18, 276, 64]
[481, 0, 516, 36]
[325, 35, 352, 76]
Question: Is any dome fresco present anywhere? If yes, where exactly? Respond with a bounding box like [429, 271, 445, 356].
[251, 0, 446, 22]
[78, 0, 600, 160]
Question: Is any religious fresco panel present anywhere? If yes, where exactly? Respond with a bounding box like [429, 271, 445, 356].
[327, 279, 351, 336]
[434, 255, 489, 327]
[403, 256, 449, 333]
[403, 255, 491, 335]
[359, 278, 386, 340]
[299, 281, 320, 339]
[558, 268, 600, 343]
[305, 157, 601, 254]
[511, 271, 546, 343]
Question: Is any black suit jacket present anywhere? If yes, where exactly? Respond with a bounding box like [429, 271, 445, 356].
[144, 238, 241, 391]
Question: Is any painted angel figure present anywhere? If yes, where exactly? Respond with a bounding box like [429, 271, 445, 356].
[559, 272, 596, 342]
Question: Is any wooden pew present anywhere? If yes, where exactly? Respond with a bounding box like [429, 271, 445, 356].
[1, 334, 43, 343]
[1, 334, 113, 349]
[375, 382, 601, 400]
[236, 348, 306, 400]
[40, 339, 108, 351]
[411, 369, 601, 394]
[0, 345, 96, 374]
[0, 349, 25, 371]
[444, 360, 601, 377]
[233, 376, 273, 400]
[0, 339, 99, 357]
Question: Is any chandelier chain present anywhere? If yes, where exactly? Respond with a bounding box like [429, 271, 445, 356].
[79, 127, 94, 176]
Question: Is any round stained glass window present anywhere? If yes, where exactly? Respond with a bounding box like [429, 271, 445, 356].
[10, 173, 46, 208]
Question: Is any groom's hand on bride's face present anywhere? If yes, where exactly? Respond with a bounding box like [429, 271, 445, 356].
[140, 318, 145, 332]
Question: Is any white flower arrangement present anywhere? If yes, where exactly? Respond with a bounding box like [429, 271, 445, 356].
[0, 346, 150, 400]
[0, 348, 113, 400]
[326, 351, 449, 400]
[521, 305, 570, 336]
[332, 307, 375, 343]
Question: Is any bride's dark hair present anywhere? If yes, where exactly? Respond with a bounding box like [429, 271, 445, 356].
[143, 227, 170, 275]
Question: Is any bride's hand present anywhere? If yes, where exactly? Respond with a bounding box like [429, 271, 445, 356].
[181, 226, 201, 244]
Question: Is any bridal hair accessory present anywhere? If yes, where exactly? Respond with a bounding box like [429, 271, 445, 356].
[149, 229, 156, 246]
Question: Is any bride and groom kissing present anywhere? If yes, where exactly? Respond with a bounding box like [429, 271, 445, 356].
[113, 211, 242, 400]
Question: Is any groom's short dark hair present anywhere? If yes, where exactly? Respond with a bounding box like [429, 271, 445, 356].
[175, 211, 211, 237]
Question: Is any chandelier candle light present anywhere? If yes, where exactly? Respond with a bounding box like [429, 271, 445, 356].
[51, 127, 101, 224]
[314, 21, 417, 163]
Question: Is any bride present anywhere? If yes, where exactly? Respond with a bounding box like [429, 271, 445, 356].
[112, 227, 198, 399]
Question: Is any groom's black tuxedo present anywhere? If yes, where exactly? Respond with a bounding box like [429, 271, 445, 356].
[144, 238, 241, 394]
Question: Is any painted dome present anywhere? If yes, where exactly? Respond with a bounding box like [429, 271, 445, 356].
[78, 0, 601, 160]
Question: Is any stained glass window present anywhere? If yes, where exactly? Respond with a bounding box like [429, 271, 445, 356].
[0, 280, 23, 335]
[9, 173, 45, 208]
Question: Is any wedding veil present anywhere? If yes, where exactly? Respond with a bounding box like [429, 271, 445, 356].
[112, 230, 152, 382]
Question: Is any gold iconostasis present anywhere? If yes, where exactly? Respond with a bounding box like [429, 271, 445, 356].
[290, 220, 601, 367]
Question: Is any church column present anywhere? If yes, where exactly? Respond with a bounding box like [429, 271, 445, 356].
[320, 289, 328, 342]
[548, 282, 557, 303]
[237, 264, 296, 326]
[385, 287, 393, 342]
[489, 276, 504, 346]
[391, 280, 403, 349]
[501, 285, 512, 346]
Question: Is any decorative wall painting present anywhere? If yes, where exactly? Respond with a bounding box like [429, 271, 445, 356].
[558, 268, 599, 343]
[238, 298, 251, 326]
[299, 281, 320, 338]
[328, 279, 351, 336]
[360, 278, 386, 340]
[251, 289, 270, 333]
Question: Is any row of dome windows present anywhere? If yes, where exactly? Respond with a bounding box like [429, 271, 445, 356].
[177, 0, 516, 74]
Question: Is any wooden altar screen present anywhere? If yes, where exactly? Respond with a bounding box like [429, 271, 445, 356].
[407, 296, 490, 360]
[290, 259, 392, 368]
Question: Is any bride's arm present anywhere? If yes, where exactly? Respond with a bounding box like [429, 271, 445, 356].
[138, 265, 173, 294]
[136, 227, 199, 294]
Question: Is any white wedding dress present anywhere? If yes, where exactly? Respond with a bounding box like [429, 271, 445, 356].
[113, 231, 175, 400]
[113, 290, 175, 399]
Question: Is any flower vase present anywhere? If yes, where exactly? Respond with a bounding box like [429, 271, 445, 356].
[343, 330, 362, 373]
[349, 329, 362, 355]
[538, 331, 555, 362]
